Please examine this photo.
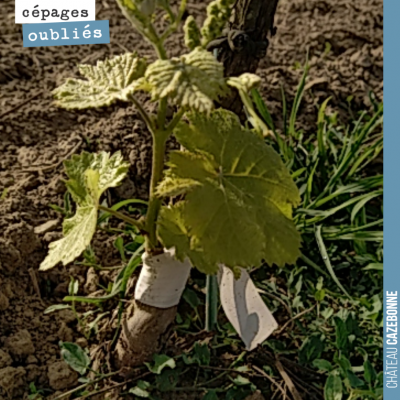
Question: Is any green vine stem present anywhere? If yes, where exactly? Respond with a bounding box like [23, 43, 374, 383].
[117, 1, 190, 253]
[98, 205, 145, 232]
[145, 128, 170, 252]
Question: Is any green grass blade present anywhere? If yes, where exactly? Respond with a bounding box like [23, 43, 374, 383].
[351, 191, 382, 223]
[300, 253, 329, 277]
[330, 231, 383, 241]
[302, 219, 383, 238]
[281, 83, 288, 137]
[313, 176, 383, 208]
[300, 190, 382, 225]
[327, 106, 383, 190]
[304, 159, 319, 206]
[317, 97, 331, 163]
[251, 89, 275, 132]
[347, 137, 383, 178]
[315, 225, 351, 298]
[289, 63, 310, 139]
[363, 263, 383, 271]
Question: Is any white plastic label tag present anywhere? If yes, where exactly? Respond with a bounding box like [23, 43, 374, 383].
[134, 249, 191, 308]
[218, 265, 278, 350]
[134, 251, 278, 349]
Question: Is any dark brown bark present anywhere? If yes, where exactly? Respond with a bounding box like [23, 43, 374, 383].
[218, 0, 280, 113]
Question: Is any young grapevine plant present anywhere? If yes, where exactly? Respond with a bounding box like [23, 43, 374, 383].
[40, 0, 301, 277]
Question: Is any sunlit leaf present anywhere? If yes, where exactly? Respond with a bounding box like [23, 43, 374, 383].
[145, 48, 227, 112]
[53, 53, 147, 109]
[158, 109, 301, 270]
[40, 152, 129, 271]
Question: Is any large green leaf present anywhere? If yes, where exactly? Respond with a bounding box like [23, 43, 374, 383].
[157, 109, 301, 270]
[145, 48, 227, 113]
[40, 152, 129, 271]
[53, 53, 147, 109]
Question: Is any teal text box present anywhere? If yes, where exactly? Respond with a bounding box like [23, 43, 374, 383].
[23, 20, 109, 47]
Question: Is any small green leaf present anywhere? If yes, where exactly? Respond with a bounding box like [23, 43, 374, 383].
[145, 48, 227, 113]
[337, 354, 352, 374]
[299, 335, 324, 365]
[43, 304, 72, 314]
[59, 342, 90, 375]
[184, 16, 201, 50]
[183, 342, 211, 366]
[129, 380, 151, 398]
[346, 370, 365, 388]
[194, 342, 211, 366]
[53, 53, 147, 109]
[363, 263, 383, 271]
[40, 152, 129, 271]
[321, 307, 334, 320]
[334, 317, 350, 353]
[324, 374, 343, 400]
[227, 73, 261, 93]
[313, 359, 333, 372]
[182, 287, 200, 309]
[230, 375, 251, 386]
[145, 354, 176, 374]
[363, 360, 376, 384]
[315, 289, 326, 302]
[202, 390, 219, 400]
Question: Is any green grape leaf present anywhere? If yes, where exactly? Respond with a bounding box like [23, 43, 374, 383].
[184, 16, 202, 50]
[53, 53, 147, 109]
[40, 152, 129, 271]
[157, 204, 219, 274]
[228, 73, 261, 93]
[158, 109, 301, 270]
[145, 48, 227, 113]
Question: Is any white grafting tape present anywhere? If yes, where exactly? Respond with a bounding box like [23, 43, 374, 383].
[134, 248, 192, 308]
[218, 265, 278, 350]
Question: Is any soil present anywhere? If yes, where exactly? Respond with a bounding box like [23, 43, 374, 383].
[0, 0, 382, 398]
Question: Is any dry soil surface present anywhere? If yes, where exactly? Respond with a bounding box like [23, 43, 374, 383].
[0, 0, 382, 398]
